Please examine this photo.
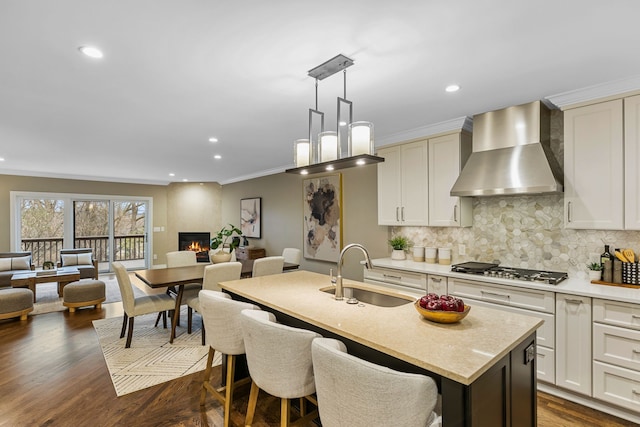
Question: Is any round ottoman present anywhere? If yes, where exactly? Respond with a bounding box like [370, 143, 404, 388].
[0, 288, 34, 320]
[63, 279, 106, 313]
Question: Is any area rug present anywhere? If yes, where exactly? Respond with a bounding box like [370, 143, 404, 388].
[93, 310, 219, 396]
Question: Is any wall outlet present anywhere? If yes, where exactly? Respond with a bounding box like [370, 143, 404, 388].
[153, 254, 158, 260]
[458, 244, 466, 256]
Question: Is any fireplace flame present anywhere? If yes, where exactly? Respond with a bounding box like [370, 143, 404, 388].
[187, 241, 204, 252]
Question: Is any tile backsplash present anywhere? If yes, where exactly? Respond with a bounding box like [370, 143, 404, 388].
[393, 194, 640, 277]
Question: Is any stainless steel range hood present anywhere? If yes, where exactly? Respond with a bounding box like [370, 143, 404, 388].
[450, 101, 563, 197]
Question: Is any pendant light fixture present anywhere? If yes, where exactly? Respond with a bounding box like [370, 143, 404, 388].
[287, 54, 383, 175]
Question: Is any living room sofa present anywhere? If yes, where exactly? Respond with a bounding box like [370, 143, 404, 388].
[0, 252, 34, 288]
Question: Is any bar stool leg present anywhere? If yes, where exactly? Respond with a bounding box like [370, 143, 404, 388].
[245, 381, 260, 426]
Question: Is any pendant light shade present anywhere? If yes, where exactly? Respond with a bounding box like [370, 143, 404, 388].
[348, 121, 374, 156]
[318, 131, 339, 162]
[294, 139, 311, 167]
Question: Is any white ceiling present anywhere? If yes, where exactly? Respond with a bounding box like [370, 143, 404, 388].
[1, 1, 640, 185]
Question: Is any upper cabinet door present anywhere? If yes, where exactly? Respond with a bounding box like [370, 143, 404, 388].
[377, 146, 403, 225]
[377, 141, 429, 226]
[625, 95, 640, 230]
[400, 140, 429, 225]
[564, 99, 624, 230]
[428, 133, 472, 227]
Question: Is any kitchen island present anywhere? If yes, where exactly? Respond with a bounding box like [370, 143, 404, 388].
[219, 270, 543, 427]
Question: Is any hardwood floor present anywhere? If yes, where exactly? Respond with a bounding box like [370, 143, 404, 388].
[0, 303, 633, 427]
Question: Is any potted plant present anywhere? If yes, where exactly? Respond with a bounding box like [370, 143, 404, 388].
[587, 262, 602, 281]
[389, 235, 411, 260]
[210, 224, 242, 263]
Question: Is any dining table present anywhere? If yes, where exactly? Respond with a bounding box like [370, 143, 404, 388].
[134, 259, 299, 343]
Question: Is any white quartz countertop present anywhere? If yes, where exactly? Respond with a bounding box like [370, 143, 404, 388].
[220, 270, 542, 386]
[371, 258, 640, 304]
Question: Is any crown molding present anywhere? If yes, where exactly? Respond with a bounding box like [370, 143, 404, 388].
[375, 116, 472, 147]
[219, 165, 286, 185]
[0, 169, 171, 186]
[546, 74, 640, 109]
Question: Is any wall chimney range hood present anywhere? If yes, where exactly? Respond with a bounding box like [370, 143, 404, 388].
[450, 101, 563, 197]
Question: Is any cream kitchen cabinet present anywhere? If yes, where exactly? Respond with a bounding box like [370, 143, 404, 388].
[593, 298, 640, 412]
[428, 132, 473, 227]
[377, 140, 428, 225]
[563, 99, 623, 229]
[624, 94, 640, 229]
[448, 277, 556, 382]
[555, 293, 592, 396]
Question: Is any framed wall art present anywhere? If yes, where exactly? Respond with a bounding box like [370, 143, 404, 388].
[303, 173, 343, 262]
[240, 197, 261, 238]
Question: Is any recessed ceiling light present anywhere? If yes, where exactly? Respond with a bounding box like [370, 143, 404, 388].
[445, 84, 460, 93]
[338, 121, 347, 127]
[169, 173, 175, 177]
[326, 165, 334, 171]
[214, 154, 222, 160]
[208, 137, 218, 143]
[0, 157, 5, 162]
[78, 46, 104, 59]
[182, 178, 189, 182]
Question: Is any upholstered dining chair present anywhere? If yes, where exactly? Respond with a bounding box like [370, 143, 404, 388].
[112, 262, 176, 348]
[251, 256, 284, 277]
[311, 337, 442, 427]
[281, 248, 302, 266]
[165, 250, 202, 325]
[199, 290, 261, 427]
[185, 262, 242, 345]
[240, 309, 321, 426]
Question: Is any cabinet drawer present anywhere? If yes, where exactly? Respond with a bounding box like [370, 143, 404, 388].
[594, 323, 640, 371]
[448, 278, 555, 313]
[364, 268, 426, 291]
[593, 360, 640, 412]
[537, 345, 555, 384]
[427, 275, 447, 295]
[593, 299, 640, 331]
[460, 297, 555, 348]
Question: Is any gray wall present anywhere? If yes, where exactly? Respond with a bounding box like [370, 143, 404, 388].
[220, 166, 388, 281]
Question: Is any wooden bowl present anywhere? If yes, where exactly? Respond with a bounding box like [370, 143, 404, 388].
[414, 300, 471, 324]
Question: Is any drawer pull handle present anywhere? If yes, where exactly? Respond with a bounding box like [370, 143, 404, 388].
[431, 278, 442, 283]
[565, 298, 583, 305]
[632, 314, 640, 319]
[383, 274, 402, 280]
[633, 349, 640, 355]
[633, 389, 640, 396]
[481, 291, 510, 300]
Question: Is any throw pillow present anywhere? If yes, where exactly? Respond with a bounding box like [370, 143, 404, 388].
[77, 252, 92, 265]
[0, 258, 11, 271]
[11, 256, 31, 270]
[61, 254, 78, 266]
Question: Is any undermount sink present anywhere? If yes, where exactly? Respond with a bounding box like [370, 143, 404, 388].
[321, 286, 413, 307]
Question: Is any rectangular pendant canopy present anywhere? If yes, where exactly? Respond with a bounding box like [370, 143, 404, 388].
[308, 54, 354, 80]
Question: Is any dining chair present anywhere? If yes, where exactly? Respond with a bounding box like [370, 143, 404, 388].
[199, 290, 261, 427]
[281, 248, 302, 265]
[251, 256, 284, 277]
[240, 309, 321, 426]
[112, 262, 177, 348]
[311, 337, 442, 427]
[165, 250, 202, 326]
[185, 262, 242, 345]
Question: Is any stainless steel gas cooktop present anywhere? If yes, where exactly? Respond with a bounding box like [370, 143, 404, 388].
[451, 262, 568, 285]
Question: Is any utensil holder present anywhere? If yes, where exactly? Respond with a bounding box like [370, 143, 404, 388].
[622, 262, 640, 285]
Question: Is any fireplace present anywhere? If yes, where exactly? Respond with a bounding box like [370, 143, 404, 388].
[178, 232, 211, 263]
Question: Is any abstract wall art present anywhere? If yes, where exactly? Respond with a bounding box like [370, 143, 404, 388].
[303, 173, 342, 262]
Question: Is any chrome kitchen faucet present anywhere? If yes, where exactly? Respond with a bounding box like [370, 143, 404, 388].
[333, 243, 373, 301]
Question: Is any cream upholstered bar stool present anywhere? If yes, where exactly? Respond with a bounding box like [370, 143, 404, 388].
[251, 256, 284, 277]
[311, 338, 442, 427]
[198, 290, 261, 427]
[281, 248, 302, 265]
[240, 309, 321, 426]
[112, 262, 176, 348]
[185, 262, 242, 345]
[165, 250, 202, 326]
